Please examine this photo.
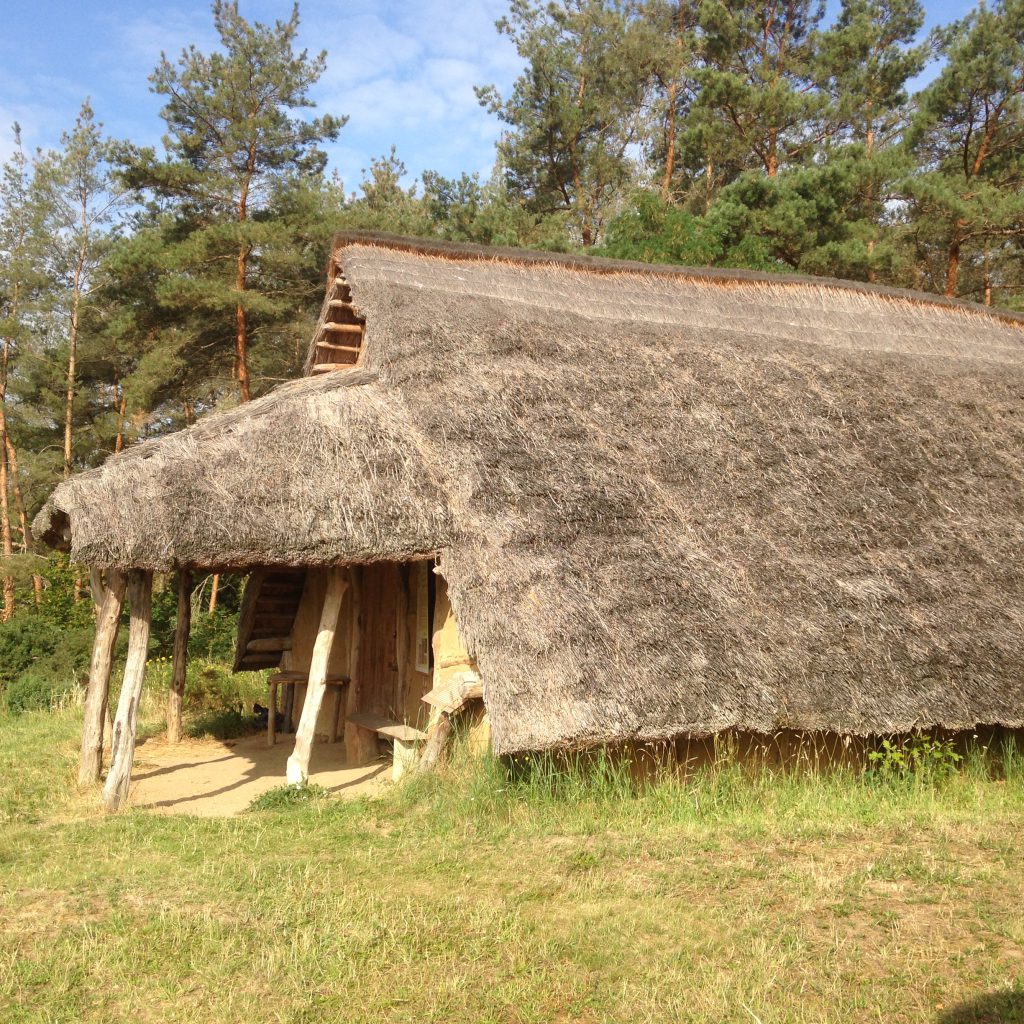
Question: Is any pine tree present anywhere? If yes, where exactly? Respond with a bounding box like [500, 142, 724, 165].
[32, 101, 125, 480]
[0, 126, 48, 617]
[477, 0, 649, 246]
[694, 0, 830, 179]
[635, 0, 702, 202]
[906, 0, 1024, 300]
[125, 1, 345, 402]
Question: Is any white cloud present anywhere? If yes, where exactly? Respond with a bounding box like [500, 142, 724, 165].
[0, 1, 522, 184]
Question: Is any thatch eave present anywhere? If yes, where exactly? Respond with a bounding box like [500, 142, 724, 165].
[32, 367, 453, 572]
[35, 234, 1024, 752]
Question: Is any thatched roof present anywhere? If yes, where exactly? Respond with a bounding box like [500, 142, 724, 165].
[36, 233, 1024, 752]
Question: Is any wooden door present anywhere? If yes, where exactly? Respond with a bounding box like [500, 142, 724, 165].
[355, 563, 401, 719]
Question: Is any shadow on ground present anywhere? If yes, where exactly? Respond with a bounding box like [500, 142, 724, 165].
[939, 990, 1024, 1023]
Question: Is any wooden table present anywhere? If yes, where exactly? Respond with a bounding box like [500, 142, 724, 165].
[267, 671, 349, 747]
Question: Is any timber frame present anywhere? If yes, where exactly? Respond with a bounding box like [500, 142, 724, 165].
[78, 558, 484, 811]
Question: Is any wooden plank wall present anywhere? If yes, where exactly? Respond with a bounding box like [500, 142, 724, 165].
[285, 561, 435, 737]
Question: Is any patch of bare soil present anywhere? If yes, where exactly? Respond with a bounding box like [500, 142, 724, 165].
[128, 732, 389, 816]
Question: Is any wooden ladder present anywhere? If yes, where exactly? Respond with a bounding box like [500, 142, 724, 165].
[311, 269, 365, 374]
[234, 570, 307, 672]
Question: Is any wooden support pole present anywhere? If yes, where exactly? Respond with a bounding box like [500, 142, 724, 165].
[166, 570, 193, 744]
[344, 567, 377, 766]
[286, 568, 348, 785]
[414, 711, 454, 776]
[88, 567, 105, 613]
[78, 569, 126, 787]
[395, 564, 410, 721]
[102, 570, 153, 812]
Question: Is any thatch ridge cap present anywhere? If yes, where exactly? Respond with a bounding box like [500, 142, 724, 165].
[330, 230, 1024, 329]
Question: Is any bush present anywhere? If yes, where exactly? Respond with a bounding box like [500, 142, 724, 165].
[249, 783, 329, 811]
[0, 615, 65, 685]
[4, 669, 75, 714]
[0, 612, 94, 714]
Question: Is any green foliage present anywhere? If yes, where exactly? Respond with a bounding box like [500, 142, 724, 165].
[867, 734, 964, 781]
[0, 555, 96, 713]
[600, 192, 720, 264]
[249, 782, 329, 811]
[477, 0, 649, 245]
[3, 669, 70, 715]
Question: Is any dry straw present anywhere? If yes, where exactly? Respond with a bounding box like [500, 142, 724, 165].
[35, 235, 1024, 754]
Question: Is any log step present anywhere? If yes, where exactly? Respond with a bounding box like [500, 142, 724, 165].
[245, 637, 293, 654]
[347, 713, 427, 743]
[269, 671, 349, 684]
[316, 341, 361, 355]
[238, 656, 282, 671]
[328, 300, 358, 312]
[323, 322, 362, 335]
[312, 362, 358, 374]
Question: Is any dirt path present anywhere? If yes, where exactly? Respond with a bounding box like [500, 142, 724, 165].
[127, 732, 389, 816]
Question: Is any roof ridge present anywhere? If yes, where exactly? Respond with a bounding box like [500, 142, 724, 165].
[330, 230, 1024, 331]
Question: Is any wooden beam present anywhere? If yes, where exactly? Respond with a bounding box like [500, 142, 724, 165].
[322, 322, 362, 335]
[421, 671, 483, 715]
[344, 567, 378, 766]
[245, 637, 292, 653]
[346, 712, 426, 743]
[78, 570, 126, 787]
[414, 712, 453, 776]
[315, 341, 361, 355]
[233, 569, 265, 672]
[286, 568, 348, 785]
[311, 362, 358, 374]
[103, 571, 153, 812]
[88, 567, 105, 613]
[166, 570, 193, 744]
[395, 564, 410, 724]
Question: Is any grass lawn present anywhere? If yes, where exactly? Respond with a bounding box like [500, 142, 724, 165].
[1, 705, 1023, 1023]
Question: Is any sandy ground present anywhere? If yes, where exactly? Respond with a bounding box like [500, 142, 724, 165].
[127, 732, 390, 816]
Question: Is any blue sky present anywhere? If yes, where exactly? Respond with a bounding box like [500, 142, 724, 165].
[0, 0, 982, 189]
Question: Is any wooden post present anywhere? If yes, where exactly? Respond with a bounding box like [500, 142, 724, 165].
[103, 570, 153, 812]
[88, 567, 105, 613]
[166, 570, 192, 744]
[415, 711, 453, 776]
[286, 568, 348, 785]
[268, 676, 278, 747]
[395, 565, 410, 721]
[344, 567, 377, 766]
[78, 569, 126, 787]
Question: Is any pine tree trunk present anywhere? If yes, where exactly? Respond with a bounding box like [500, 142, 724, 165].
[661, 80, 678, 201]
[945, 229, 963, 297]
[64, 244, 86, 479]
[0, 304, 16, 618]
[167, 570, 193, 744]
[0, 444, 13, 623]
[235, 244, 251, 403]
[114, 386, 127, 454]
[6, 436, 31, 553]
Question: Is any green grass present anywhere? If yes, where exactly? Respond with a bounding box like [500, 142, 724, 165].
[2, 706, 1024, 1023]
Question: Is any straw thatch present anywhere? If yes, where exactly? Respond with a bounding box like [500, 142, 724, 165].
[35, 234, 1024, 753]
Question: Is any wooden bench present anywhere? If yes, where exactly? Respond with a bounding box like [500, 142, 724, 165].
[267, 672, 349, 747]
[346, 713, 428, 780]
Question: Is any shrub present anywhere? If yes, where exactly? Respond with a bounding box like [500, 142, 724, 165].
[867, 734, 963, 781]
[4, 669, 75, 715]
[249, 783, 329, 811]
[0, 615, 65, 685]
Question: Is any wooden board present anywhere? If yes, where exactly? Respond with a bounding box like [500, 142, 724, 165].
[356, 562, 401, 720]
[347, 712, 426, 743]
